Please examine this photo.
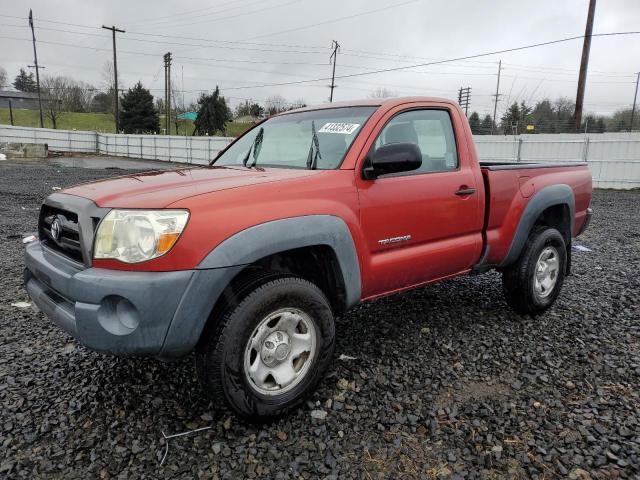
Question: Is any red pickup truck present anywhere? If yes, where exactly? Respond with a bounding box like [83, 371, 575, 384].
[25, 97, 592, 420]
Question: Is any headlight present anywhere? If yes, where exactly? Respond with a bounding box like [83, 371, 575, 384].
[94, 209, 189, 263]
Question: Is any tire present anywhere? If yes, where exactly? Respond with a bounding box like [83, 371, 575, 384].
[196, 276, 335, 421]
[502, 226, 567, 316]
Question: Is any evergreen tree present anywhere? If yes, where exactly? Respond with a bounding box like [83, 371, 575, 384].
[480, 115, 495, 135]
[607, 108, 633, 132]
[118, 82, 160, 134]
[500, 101, 532, 135]
[13, 68, 37, 92]
[235, 100, 263, 118]
[581, 115, 607, 133]
[91, 92, 112, 113]
[249, 103, 264, 117]
[530, 100, 555, 133]
[468, 112, 481, 134]
[193, 86, 232, 135]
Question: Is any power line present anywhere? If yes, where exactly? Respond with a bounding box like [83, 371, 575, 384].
[6, 23, 638, 81]
[147, 0, 300, 30]
[0, 24, 327, 54]
[214, 31, 640, 90]
[0, 14, 330, 52]
[5, 13, 637, 78]
[10, 22, 637, 83]
[3, 30, 639, 95]
[121, 0, 264, 28]
[15, 23, 634, 79]
[248, 0, 420, 40]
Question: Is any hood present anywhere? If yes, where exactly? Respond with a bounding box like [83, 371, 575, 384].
[62, 166, 321, 208]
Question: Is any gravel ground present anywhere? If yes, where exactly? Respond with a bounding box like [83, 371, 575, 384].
[1, 158, 638, 479]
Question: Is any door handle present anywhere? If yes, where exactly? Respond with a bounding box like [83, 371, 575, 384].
[455, 187, 476, 196]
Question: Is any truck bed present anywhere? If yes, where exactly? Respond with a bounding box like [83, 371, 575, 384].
[479, 161, 592, 266]
[480, 161, 588, 170]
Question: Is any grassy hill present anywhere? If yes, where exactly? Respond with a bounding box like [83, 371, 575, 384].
[0, 108, 251, 137]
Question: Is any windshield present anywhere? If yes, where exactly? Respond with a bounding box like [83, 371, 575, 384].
[212, 106, 378, 169]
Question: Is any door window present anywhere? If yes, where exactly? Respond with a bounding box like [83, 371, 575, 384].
[373, 109, 459, 175]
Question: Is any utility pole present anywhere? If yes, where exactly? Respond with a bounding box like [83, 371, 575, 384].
[182, 65, 186, 136]
[163, 57, 167, 134]
[28, 9, 44, 128]
[163, 52, 172, 135]
[491, 60, 502, 135]
[329, 40, 340, 102]
[630, 72, 639, 132]
[573, 0, 596, 132]
[457, 87, 471, 116]
[102, 25, 125, 133]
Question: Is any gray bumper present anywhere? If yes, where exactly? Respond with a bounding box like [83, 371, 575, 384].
[576, 207, 593, 236]
[24, 241, 242, 358]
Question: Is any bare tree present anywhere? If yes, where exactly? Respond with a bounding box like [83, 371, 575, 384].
[289, 98, 307, 110]
[0, 66, 7, 89]
[41, 76, 69, 129]
[101, 61, 120, 116]
[370, 87, 396, 99]
[155, 97, 163, 115]
[65, 81, 96, 112]
[265, 95, 287, 115]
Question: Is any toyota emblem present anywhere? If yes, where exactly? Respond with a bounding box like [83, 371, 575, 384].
[51, 217, 62, 242]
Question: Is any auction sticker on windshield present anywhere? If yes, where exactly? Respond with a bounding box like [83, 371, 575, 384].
[318, 123, 360, 134]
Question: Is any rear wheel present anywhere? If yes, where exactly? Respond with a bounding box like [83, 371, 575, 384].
[502, 227, 567, 315]
[196, 276, 335, 421]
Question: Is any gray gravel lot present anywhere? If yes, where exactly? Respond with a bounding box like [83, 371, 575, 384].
[1, 158, 639, 479]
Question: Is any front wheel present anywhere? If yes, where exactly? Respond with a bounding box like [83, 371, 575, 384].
[196, 276, 335, 421]
[502, 226, 567, 315]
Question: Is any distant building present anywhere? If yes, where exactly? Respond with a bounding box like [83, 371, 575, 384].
[0, 90, 41, 110]
[235, 114, 259, 124]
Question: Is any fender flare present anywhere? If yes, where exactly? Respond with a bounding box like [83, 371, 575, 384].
[500, 184, 575, 267]
[197, 215, 362, 308]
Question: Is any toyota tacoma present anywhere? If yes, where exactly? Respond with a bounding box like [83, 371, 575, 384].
[24, 97, 593, 420]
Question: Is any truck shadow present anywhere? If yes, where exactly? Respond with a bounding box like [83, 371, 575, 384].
[84, 271, 513, 420]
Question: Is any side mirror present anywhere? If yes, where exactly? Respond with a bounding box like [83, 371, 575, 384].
[362, 143, 422, 180]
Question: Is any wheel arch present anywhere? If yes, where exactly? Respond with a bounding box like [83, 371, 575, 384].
[197, 215, 362, 310]
[160, 215, 361, 359]
[500, 184, 575, 268]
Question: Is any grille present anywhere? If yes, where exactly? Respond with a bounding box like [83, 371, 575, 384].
[39, 205, 84, 263]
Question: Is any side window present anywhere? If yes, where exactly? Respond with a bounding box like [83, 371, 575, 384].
[373, 109, 458, 175]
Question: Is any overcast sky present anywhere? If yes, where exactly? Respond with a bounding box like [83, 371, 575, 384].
[1, 0, 639, 117]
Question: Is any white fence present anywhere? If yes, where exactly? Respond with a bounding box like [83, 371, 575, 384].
[1, 125, 639, 189]
[0, 125, 233, 165]
[474, 133, 640, 189]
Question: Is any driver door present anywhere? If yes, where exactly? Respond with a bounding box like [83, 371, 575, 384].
[356, 105, 483, 298]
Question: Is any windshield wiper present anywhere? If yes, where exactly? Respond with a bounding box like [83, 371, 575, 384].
[306, 120, 322, 170]
[242, 127, 264, 168]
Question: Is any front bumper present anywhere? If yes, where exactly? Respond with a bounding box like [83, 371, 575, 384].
[24, 241, 241, 358]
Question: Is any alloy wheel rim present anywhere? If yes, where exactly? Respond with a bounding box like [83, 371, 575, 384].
[243, 308, 317, 396]
[533, 246, 559, 299]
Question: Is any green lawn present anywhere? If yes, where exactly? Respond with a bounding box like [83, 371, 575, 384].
[0, 108, 116, 132]
[0, 108, 252, 137]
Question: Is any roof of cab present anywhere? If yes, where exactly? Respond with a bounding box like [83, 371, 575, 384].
[277, 96, 456, 115]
